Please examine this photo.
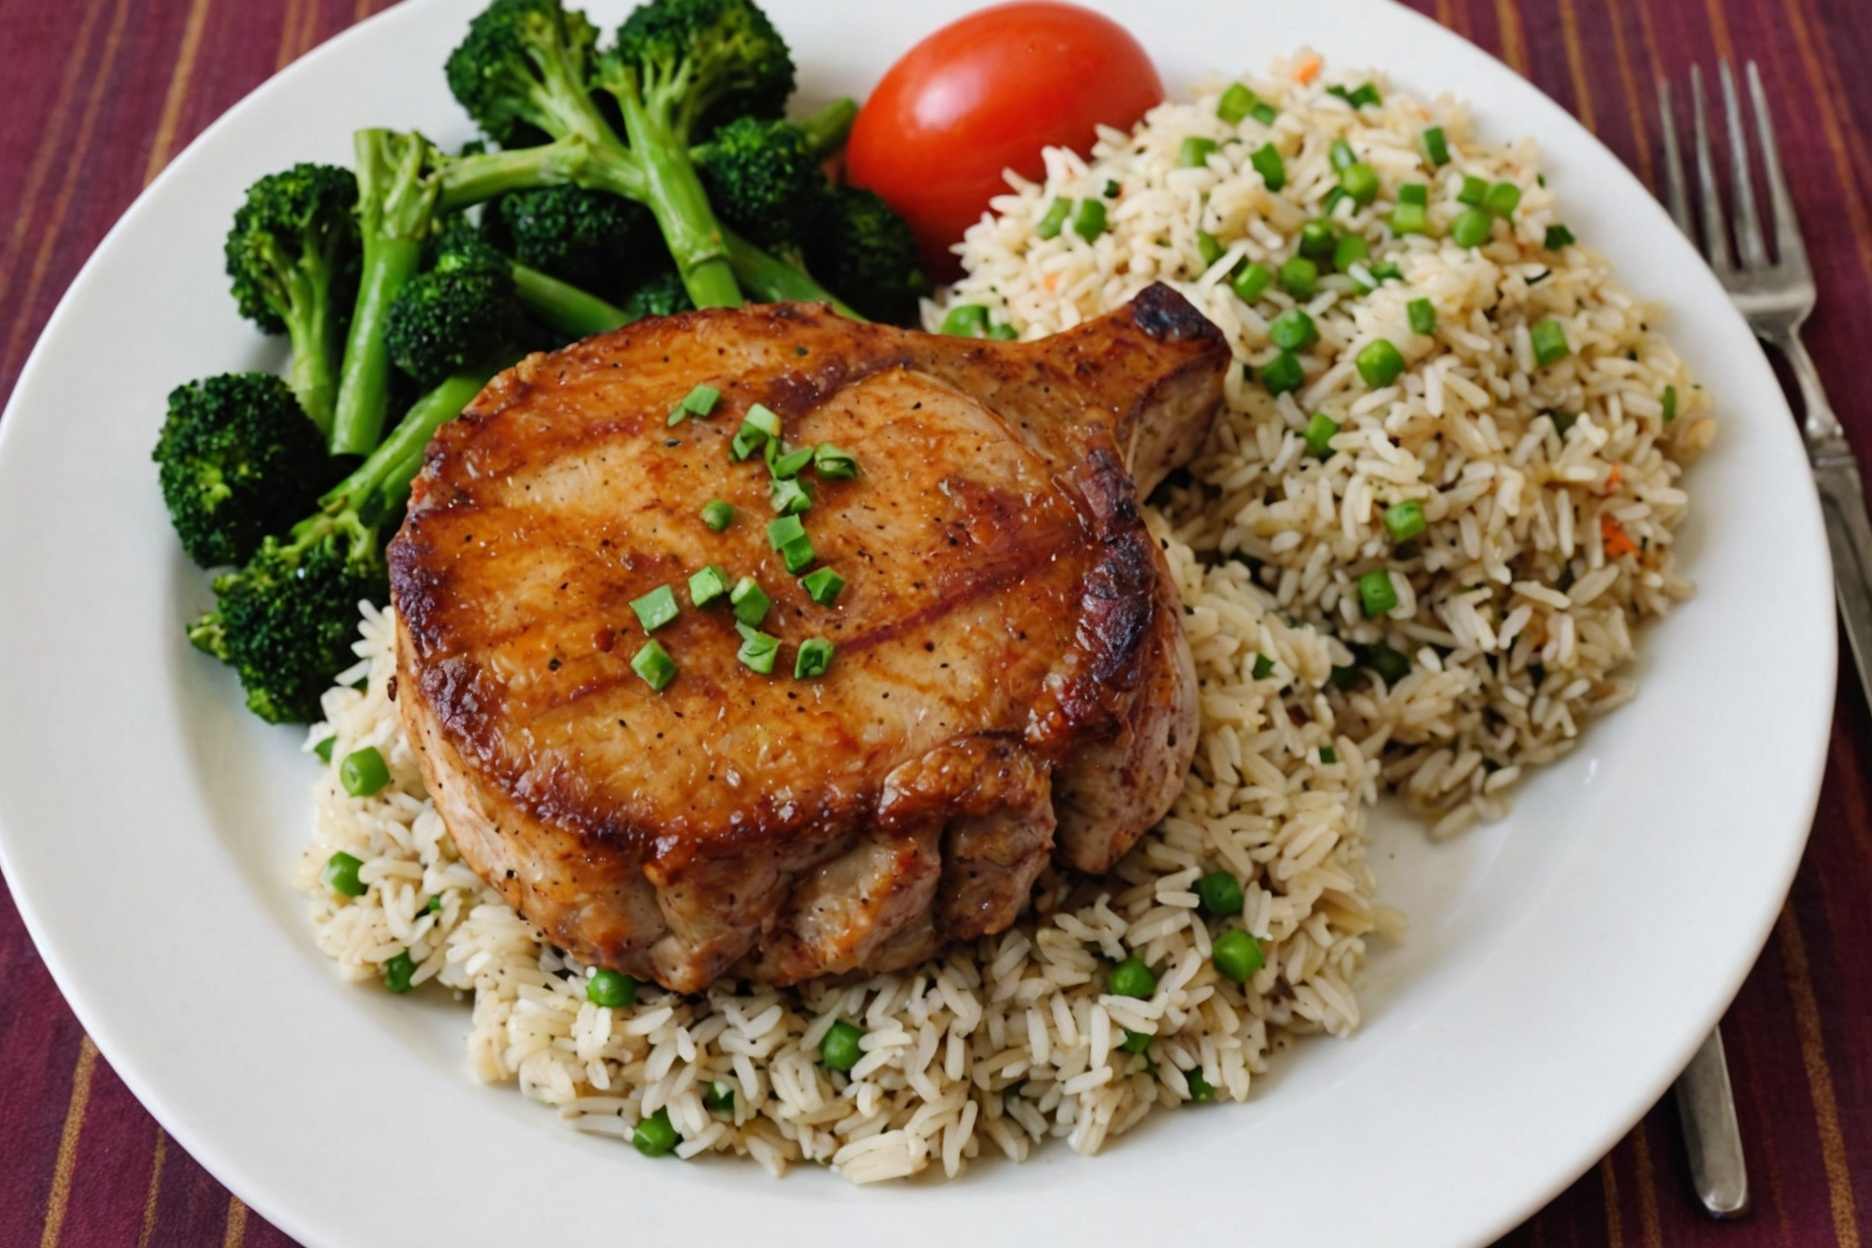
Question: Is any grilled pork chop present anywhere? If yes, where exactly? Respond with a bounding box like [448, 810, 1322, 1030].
[389, 284, 1227, 992]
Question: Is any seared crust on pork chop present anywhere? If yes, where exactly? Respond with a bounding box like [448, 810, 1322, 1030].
[389, 285, 1226, 991]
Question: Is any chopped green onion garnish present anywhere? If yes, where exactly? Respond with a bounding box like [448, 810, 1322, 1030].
[1544, 223, 1576, 249]
[323, 850, 365, 897]
[701, 499, 734, 531]
[1319, 745, 1338, 764]
[704, 1080, 736, 1115]
[729, 576, 771, 627]
[940, 304, 989, 337]
[383, 950, 415, 994]
[1332, 233, 1370, 272]
[426, 894, 442, 915]
[729, 425, 764, 460]
[1212, 929, 1264, 982]
[1250, 101, 1278, 125]
[1187, 1070, 1217, 1102]
[767, 515, 806, 550]
[986, 322, 1018, 340]
[631, 640, 676, 690]
[1450, 207, 1493, 248]
[1339, 161, 1379, 206]
[1422, 126, 1451, 166]
[1278, 256, 1318, 299]
[1119, 1028, 1153, 1054]
[814, 444, 858, 479]
[1351, 83, 1381, 107]
[1483, 180, 1522, 217]
[1456, 174, 1488, 206]
[1329, 138, 1357, 172]
[1231, 261, 1273, 302]
[688, 565, 729, 608]
[1383, 499, 1427, 541]
[735, 623, 780, 674]
[743, 403, 780, 439]
[630, 585, 679, 633]
[1365, 642, 1411, 684]
[1388, 201, 1429, 236]
[313, 735, 336, 763]
[1268, 307, 1318, 351]
[1321, 186, 1349, 217]
[1369, 259, 1403, 283]
[1303, 412, 1339, 458]
[778, 535, 814, 574]
[670, 382, 720, 424]
[1407, 297, 1437, 335]
[1250, 142, 1286, 191]
[1071, 198, 1107, 240]
[768, 442, 814, 479]
[1355, 338, 1405, 387]
[1196, 870, 1245, 917]
[800, 567, 845, 605]
[1252, 653, 1275, 680]
[1299, 219, 1336, 259]
[770, 476, 813, 516]
[1398, 182, 1428, 206]
[1357, 569, 1400, 617]
[340, 746, 390, 798]
[586, 968, 636, 1007]
[1530, 318, 1570, 366]
[1195, 229, 1225, 268]
[1261, 350, 1304, 395]
[1035, 198, 1071, 239]
[1661, 384, 1678, 423]
[1217, 83, 1256, 124]
[1180, 136, 1218, 168]
[794, 637, 835, 679]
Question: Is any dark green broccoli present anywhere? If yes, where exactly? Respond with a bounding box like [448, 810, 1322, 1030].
[223, 164, 359, 436]
[802, 185, 929, 323]
[189, 371, 497, 724]
[620, 266, 694, 321]
[430, 213, 632, 340]
[693, 116, 815, 243]
[605, 0, 795, 139]
[153, 373, 336, 569]
[483, 185, 658, 287]
[385, 266, 535, 388]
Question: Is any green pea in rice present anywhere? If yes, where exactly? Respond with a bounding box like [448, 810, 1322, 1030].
[298, 53, 1707, 1185]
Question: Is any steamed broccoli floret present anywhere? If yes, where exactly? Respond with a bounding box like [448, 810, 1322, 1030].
[223, 164, 359, 436]
[154, 373, 336, 569]
[802, 186, 929, 323]
[385, 266, 535, 388]
[621, 267, 694, 321]
[445, 0, 608, 150]
[189, 372, 496, 724]
[428, 211, 632, 340]
[693, 115, 815, 243]
[607, 0, 795, 139]
[484, 185, 658, 287]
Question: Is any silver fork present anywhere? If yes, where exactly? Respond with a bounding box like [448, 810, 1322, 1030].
[1657, 60, 1872, 1220]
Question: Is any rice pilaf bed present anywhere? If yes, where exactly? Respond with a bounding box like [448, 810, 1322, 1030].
[298, 56, 1708, 1183]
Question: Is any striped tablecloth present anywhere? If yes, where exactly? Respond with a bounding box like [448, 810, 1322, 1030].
[0, 2, 1866, 1244]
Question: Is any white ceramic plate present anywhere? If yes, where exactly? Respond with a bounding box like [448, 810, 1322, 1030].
[0, 1, 1835, 1243]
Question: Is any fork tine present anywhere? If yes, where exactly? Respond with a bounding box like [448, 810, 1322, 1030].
[1719, 61, 1768, 268]
[1658, 80, 1693, 236]
[1690, 65, 1733, 272]
[1747, 60, 1809, 271]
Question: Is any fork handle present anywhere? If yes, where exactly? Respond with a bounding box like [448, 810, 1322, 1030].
[1773, 333, 1872, 703]
[1674, 1027, 1750, 1217]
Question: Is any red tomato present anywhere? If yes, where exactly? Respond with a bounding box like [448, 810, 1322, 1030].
[846, 2, 1163, 278]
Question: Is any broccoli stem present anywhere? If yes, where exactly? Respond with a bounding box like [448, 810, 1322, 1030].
[437, 138, 614, 211]
[321, 369, 502, 518]
[721, 227, 861, 319]
[282, 265, 342, 437]
[795, 98, 858, 159]
[331, 131, 445, 456]
[510, 263, 630, 338]
[610, 95, 742, 309]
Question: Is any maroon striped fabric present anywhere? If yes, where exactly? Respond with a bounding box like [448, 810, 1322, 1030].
[0, 2, 1866, 1244]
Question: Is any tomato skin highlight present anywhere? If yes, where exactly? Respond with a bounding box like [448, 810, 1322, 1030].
[846, 2, 1163, 278]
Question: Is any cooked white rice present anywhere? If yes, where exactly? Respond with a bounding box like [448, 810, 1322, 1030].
[298, 55, 1707, 1182]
